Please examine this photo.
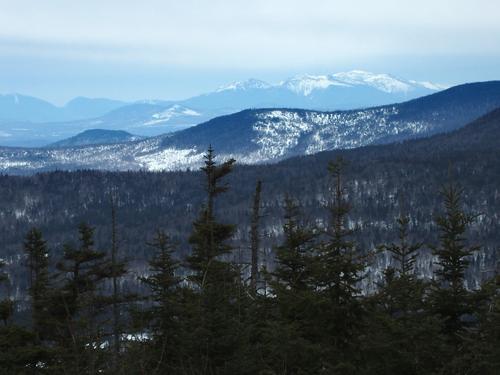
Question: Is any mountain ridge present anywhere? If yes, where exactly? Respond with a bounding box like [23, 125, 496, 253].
[0, 70, 444, 147]
[47, 129, 144, 148]
[0, 81, 499, 174]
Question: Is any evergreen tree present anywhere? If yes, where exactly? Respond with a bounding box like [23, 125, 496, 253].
[105, 194, 131, 374]
[0, 260, 46, 373]
[185, 146, 243, 373]
[52, 223, 112, 374]
[311, 158, 366, 373]
[0, 260, 13, 327]
[430, 183, 477, 337]
[141, 229, 182, 372]
[364, 215, 444, 374]
[464, 273, 500, 374]
[24, 228, 50, 341]
[249, 180, 262, 295]
[377, 215, 423, 314]
[262, 197, 320, 374]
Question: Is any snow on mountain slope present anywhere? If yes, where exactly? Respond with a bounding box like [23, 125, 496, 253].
[215, 79, 272, 92]
[280, 75, 349, 96]
[2, 70, 444, 147]
[2, 81, 498, 174]
[331, 70, 412, 93]
[278, 70, 446, 96]
[144, 105, 201, 126]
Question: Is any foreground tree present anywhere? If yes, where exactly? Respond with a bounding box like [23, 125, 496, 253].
[24, 228, 50, 341]
[249, 180, 262, 295]
[51, 223, 112, 374]
[184, 147, 245, 373]
[140, 230, 182, 372]
[364, 215, 444, 374]
[0, 260, 45, 373]
[262, 197, 320, 373]
[311, 158, 367, 373]
[430, 183, 477, 338]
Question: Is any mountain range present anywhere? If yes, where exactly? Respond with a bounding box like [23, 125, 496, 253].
[1, 81, 498, 174]
[1, 103, 499, 290]
[0, 70, 445, 147]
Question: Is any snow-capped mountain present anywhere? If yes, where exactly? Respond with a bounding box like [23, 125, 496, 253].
[215, 79, 272, 92]
[181, 70, 445, 112]
[279, 70, 446, 96]
[1, 81, 499, 174]
[0, 70, 446, 147]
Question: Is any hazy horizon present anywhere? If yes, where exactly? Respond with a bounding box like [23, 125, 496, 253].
[1, 0, 499, 104]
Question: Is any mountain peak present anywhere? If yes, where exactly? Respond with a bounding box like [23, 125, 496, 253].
[280, 74, 349, 96]
[215, 78, 272, 92]
[330, 70, 412, 93]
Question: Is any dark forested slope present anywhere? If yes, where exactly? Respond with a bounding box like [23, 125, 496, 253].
[0, 107, 499, 294]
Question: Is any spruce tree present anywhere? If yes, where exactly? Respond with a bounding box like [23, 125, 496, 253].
[0, 260, 45, 373]
[311, 158, 366, 373]
[430, 183, 477, 337]
[263, 197, 320, 373]
[185, 146, 242, 373]
[24, 228, 50, 341]
[465, 273, 500, 374]
[141, 229, 182, 372]
[0, 260, 13, 327]
[105, 195, 131, 374]
[52, 223, 111, 374]
[249, 180, 262, 295]
[364, 215, 444, 374]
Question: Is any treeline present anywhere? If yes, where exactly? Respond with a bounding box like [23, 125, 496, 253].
[0, 148, 499, 374]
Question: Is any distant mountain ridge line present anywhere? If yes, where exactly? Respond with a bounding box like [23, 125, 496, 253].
[0, 70, 448, 147]
[1, 81, 499, 174]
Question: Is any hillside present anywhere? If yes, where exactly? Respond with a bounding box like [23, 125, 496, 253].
[1, 106, 499, 293]
[48, 129, 144, 148]
[0, 81, 499, 174]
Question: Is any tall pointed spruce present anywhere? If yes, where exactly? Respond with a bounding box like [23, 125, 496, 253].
[141, 229, 182, 372]
[24, 228, 50, 341]
[431, 183, 478, 337]
[185, 146, 242, 373]
[312, 157, 366, 372]
[250, 180, 262, 294]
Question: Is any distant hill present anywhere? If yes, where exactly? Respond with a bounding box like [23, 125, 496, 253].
[0, 81, 499, 174]
[0, 94, 126, 123]
[47, 129, 144, 148]
[0, 70, 444, 147]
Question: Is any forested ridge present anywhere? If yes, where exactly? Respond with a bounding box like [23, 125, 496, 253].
[0, 109, 499, 373]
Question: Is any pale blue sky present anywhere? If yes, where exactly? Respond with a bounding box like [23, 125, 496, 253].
[0, 0, 499, 105]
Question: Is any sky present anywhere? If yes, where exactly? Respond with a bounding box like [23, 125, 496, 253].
[0, 0, 499, 105]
